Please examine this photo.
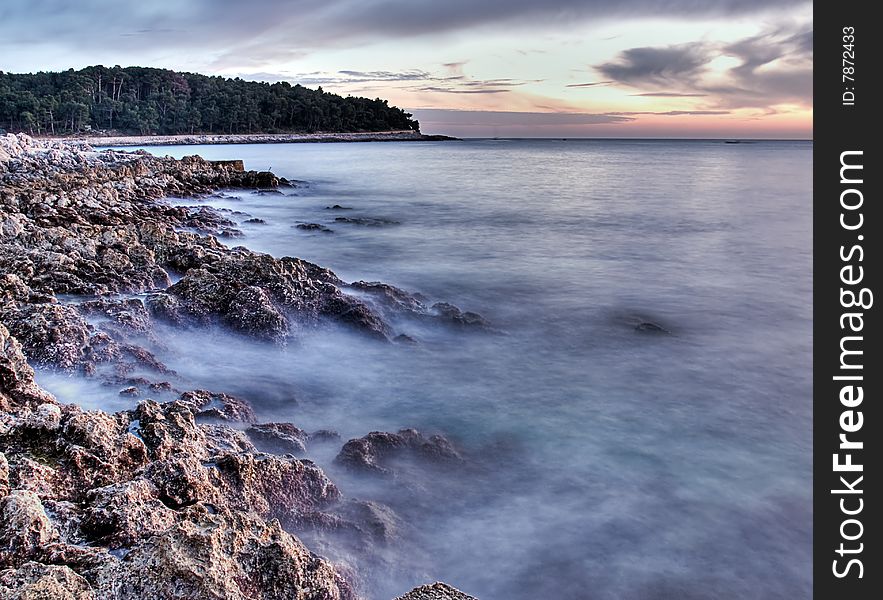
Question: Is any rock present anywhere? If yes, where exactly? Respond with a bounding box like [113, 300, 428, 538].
[430, 303, 490, 329]
[295, 223, 334, 233]
[396, 582, 479, 600]
[177, 390, 257, 423]
[0, 490, 58, 567]
[335, 429, 462, 476]
[0, 562, 94, 600]
[333, 216, 400, 226]
[20, 403, 62, 432]
[80, 480, 176, 548]
[226, 285, 290, 342]
[118, 386, 139, 397]
[244, 218, 266, 224]
[246, 422, 309, 455]
[93, 509, 356, 600]
[635, 321, 671, 334]
[0, 453, 8, 498]
[0, 323, 56, 409]
[325, 205, 352, 210]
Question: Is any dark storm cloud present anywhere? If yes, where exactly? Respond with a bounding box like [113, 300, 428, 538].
[596, 43, 713, 87]
[595, 23, 812, 109]
[0, 0, 811, 69]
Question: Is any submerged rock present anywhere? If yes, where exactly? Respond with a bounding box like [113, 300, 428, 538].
[333, 216, 400, 226]
[296, 222, 334, 233]
[336, 429, 462, 476]
[246, 422, 309, 455]
[635, 321, 671, 334]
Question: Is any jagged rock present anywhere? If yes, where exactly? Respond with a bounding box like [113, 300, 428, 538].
[79, 298, 152, 333]
[93, 509, 355, 600]
[0, 490, 58, 567]
[0, 452, 8, 498]
[395, 582, 479, 600]
[335, 429, 462, 476]
[0, 135, 486, 599]
[430, 303, 490, 329]
[0, 323, 56, 410]
[246, 422, 309, 455]
[81, 480, 176, 548]
[0, 562, 95, 600]
[296, 223, 334, 233]
[178, 389, 257, 423]
[333, 217, 400, 226]
[20, 403, 62, 431]
[226, 285, 290, 342]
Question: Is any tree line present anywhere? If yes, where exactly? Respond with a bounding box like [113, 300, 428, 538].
[0, 65, 420, 136]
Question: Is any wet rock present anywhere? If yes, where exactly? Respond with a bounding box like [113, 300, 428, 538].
[334, 216, 400, 226]
[296, 222, 334, 233]
[309, 429, 341, 444]
[246, 422, 309, 455]
[350, 281, 427, 314]
[335, 429, 462, 476]
[0, 323, 56, 409]
[0, 452, 8, 498]
[396, 582, 479, 600]
[20, 403, 63, 432]
[93, 509, 356, 600]
[178, 390, 257, 423]
[0, 490, 58, 567]
[226, 285, 290, 342]
[118, 386, 139, 397]
[325, 205, 352, 210]
[81, 480, 176, 548]
[211, 452, 341, 521]
[79, 298, 152, 333]
[244, 217, 266, 224]
[430, 302, 491, 329]
[0, 562, 94, 600]
[635, 321, 671, 334]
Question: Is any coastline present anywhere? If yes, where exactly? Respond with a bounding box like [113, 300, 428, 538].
[0, 134, 476, 600]
[38, 130, 458, 147]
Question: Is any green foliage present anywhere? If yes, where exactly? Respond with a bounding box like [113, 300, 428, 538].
[0, 66, 420, 135]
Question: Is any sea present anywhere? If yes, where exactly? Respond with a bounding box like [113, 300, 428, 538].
[40, 139, 812, 600]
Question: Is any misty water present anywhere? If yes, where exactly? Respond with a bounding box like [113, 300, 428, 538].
[40, 139, 812, 599]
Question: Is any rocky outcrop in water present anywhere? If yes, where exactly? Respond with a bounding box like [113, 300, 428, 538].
[1, 134, 479, 599]
[336, 429, 462, 477]
[395, 583, 478, 600]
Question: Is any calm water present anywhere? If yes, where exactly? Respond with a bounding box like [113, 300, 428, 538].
[47, 139, 812, 599]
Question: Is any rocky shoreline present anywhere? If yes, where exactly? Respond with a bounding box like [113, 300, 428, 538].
[41, 131, 458, 148]
[0, 134, 478, 599]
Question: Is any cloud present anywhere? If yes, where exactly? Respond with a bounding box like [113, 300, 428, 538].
[0, 0, 812, 71]
[595, 22, 812, 109]
[629, 92, 707, 97]
[566, 81, 613, 88]
[417, 87, 510, 94]
[596, 43, 713, 87]
[408, 108, 633, 126]
[610, 110, 730, 116]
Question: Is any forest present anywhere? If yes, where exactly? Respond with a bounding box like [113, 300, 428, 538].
[0, 66, 420, 135]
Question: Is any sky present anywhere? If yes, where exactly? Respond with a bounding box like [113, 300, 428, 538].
[0, 0, 813, 138]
